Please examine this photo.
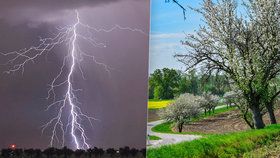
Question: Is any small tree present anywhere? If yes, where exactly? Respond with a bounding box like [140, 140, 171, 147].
[223, 91, 238, 108]
[159, 93, 201, 132]
[199, 92, 219, 115]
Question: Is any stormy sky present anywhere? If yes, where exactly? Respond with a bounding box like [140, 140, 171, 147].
[0, 0, 150, 149]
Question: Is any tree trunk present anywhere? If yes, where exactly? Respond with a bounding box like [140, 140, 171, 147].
[266, 104, 277, 124]
[178, 123, 183, 133]
[251, 105, 265, 129]
[243, 113, 255, 129]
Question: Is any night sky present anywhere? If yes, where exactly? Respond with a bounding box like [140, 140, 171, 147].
[0, 0, 150, 149]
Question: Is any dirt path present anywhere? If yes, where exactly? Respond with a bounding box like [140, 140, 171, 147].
[147, 120, 201, 148]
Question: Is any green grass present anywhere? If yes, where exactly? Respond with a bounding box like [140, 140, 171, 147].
[152, 121, 210, 136]
[148, 99, 173, 109]
[152, 106, 235, 135]
[148, 124, 280, 158]
[149, 135, 162, 140]
[243, 135, 280, 157]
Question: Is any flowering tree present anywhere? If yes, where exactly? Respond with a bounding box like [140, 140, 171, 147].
[224, 90, 256, 128]
[199, 92, 219, 115]
[159, 93, 201, 132]
[223, 91, 238, 107]
[176, 0, 280, 129]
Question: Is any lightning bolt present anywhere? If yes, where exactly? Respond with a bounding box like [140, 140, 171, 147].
[0, 10, 146, 149]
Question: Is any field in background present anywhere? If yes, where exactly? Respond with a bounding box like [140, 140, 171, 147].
[148, 100, 173, 109]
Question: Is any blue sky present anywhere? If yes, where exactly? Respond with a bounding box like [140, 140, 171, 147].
[149, 0, 247, 73]
[149, 0, 203, 73]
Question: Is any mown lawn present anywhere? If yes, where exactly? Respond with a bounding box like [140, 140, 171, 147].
[148, 99, 173, 109]
[148, 124, 280, 158]
[152, 106, 236, 134]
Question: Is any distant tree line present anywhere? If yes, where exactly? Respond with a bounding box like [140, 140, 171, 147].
[149, 68, 230, 100]
[0, 146, 145, 158]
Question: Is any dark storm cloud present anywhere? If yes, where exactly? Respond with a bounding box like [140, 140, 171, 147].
[0, 0, 126, 10]
[0, 0, 140, 26]
[0, 0, 149, 149]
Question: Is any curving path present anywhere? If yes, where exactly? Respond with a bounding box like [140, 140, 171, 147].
[147, 105, 228, 147]
[147, 120, 202, 148]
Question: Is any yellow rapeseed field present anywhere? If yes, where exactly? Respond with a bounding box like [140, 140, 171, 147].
[148, 100, 173, 109]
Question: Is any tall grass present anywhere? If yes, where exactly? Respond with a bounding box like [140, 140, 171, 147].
[148, 124, 280, 158]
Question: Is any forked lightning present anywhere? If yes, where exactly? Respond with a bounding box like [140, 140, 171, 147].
[0, 10, 146, 149]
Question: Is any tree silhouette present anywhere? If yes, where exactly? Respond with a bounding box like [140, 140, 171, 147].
[24, 149, 35, 158]
[140, 148, 146, 157]
[61, 146, 73, 158]
[119, 146, 130, 157]
[98, 148, 105, 156]
[130, 148, 139, 157]
[43, 147, 56, 158]
[74, 149, 85, 158]
[14, 149, 23, 157]
[106, 148, 116, 157]
[1, 149, 12, 158]
[0, 147, 145, 158]
[34, 149, 42, 158]
[87, 148, 94, 157]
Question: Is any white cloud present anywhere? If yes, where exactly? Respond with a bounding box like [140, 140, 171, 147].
[150, 33, 186, 40]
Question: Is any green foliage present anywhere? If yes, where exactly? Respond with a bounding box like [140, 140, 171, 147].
[154, 85, 165, 100]
[149, 68, 230, 100]
[149, 68, 181, 100]
[176, 76, 190, 96]
[187, 69, 199, 95]
[148, 124, 280, 158]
